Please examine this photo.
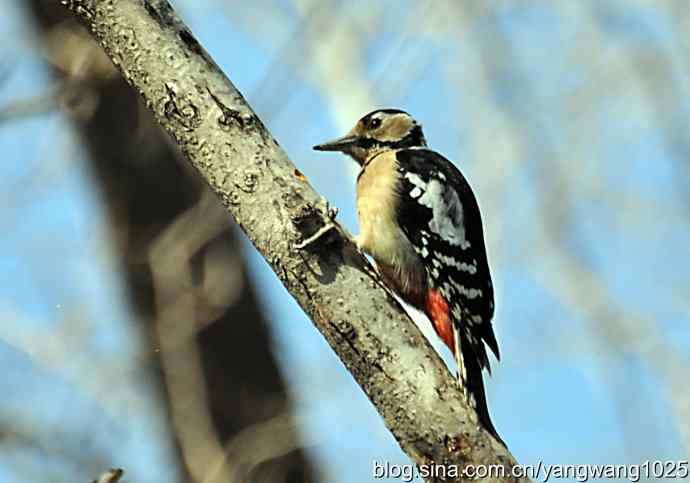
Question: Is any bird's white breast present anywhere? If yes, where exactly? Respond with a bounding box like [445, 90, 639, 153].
[356, 151, 422, 282]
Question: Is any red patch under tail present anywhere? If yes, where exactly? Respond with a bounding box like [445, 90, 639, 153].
[425, 289, 455, 351]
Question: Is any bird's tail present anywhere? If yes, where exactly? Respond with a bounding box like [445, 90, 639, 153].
[454, 331, 505, 447]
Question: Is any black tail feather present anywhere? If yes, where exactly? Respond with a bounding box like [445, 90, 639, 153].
[456, 332, 505, 447]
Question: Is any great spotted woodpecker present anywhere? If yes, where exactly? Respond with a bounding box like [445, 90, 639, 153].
[314, 109, 503, 445]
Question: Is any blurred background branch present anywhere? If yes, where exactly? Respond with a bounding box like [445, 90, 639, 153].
[5, 2, 317, 482]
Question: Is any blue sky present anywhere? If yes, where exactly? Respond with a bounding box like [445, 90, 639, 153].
[1, 1, 688, 482]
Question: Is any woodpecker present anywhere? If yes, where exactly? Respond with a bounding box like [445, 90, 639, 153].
[313, 109, 503, 445]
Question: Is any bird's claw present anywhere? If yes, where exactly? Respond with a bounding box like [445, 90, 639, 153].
[319, 196, 338, 220]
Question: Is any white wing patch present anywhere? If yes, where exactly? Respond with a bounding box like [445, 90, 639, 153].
[404, 173, 471, 249]
[404, 173, 426, 191]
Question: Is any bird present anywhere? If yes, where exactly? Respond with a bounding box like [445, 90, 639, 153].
[313, 108, 503, 445]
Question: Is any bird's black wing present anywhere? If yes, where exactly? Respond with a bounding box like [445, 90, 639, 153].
[394, 148, 498, 358]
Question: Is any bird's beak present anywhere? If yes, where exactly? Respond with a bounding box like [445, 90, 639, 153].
[313, 134, 358, 152]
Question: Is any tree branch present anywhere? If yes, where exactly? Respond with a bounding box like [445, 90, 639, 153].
[62, 0, 527, 480]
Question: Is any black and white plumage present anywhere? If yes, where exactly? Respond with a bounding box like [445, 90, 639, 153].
[314, 109, 503, 445]
[395, 148, 499, 369]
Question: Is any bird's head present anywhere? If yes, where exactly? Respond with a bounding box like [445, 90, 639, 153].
[313, 109, 427, 165]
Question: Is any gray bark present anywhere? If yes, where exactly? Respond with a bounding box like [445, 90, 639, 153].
[62, 0, 529, 480]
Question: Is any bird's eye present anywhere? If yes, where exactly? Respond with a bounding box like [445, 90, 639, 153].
[369, 118, 382, 129]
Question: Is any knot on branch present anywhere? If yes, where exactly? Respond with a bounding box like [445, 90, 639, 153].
[290, 198, 339, 250]
[162, 84, 201, 131]
[206, 87, 262, 135]
[61, 0, 95, 20]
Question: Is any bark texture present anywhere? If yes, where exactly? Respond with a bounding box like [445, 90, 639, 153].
[62, 1, 529, 480]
